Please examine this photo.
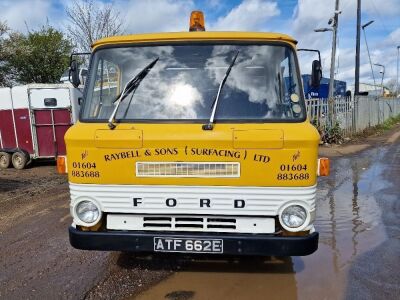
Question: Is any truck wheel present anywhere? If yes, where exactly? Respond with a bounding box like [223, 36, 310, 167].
[12, 151, 28, 170]
[0, 152, 11, 169]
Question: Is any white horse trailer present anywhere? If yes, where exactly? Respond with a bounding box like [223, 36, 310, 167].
[0, 84, 81, 169]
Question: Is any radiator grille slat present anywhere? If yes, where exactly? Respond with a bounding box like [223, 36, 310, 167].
[136, 162, 240, 178]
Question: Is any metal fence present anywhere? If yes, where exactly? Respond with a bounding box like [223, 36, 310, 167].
[305, 96, 400, 138]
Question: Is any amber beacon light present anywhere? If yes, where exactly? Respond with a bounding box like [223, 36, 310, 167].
[189, 11, 206, 31]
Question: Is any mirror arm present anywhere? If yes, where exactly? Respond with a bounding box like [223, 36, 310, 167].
[297, 48, 321, 64]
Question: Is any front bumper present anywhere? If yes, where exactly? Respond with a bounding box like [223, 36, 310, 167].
[69, 227, 319, 256]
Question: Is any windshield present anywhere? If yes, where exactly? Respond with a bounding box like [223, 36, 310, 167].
[81, 43, 305, 122]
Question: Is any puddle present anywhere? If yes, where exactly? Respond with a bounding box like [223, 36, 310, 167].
[293, 147, 389, 299]
[0, 178, 26, 193]
[132, 147, 392, 300]
[165, 290, 195, 300]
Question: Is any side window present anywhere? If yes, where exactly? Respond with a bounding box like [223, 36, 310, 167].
[277, 53, 303, 118]
[90, 59, 120, 118]
[280, 54, 300, 101]
[280, 52, 303, 118]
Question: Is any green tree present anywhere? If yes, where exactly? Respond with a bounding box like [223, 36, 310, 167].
[1, 25, 72, 85]
[0, 20, 11, 86]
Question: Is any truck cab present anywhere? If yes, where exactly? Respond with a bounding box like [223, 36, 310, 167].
[65, 16, 327, 256]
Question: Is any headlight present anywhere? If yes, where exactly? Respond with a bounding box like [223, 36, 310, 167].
[281, 205, 307, 228]
[76, 200, 100, 224]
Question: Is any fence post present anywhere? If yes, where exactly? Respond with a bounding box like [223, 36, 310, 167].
[328, 97, 334, 128]
[368, 96, 371, 127]
[352, 96, 355, 134]
[377, 97, 381, 125]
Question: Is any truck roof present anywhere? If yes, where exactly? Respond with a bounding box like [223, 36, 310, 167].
[92, 32, 297, 49]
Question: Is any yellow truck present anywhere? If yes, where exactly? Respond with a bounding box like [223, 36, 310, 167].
[64, 12, 329, 256]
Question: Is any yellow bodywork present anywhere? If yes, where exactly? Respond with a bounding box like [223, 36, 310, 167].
[92, 32, 297, 49]
[65, 31, 319, 188]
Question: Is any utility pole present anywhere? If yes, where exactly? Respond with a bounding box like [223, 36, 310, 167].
[314, 0, 340, 127]
[354, 0, 361, 95]
[397, 46, 400, 97]
[328, 0, 340, 100]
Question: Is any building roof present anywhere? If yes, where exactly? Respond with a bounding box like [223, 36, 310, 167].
[92, 31, 297, 49]
[348, 82, 389, 92]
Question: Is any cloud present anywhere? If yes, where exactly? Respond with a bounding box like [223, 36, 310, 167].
[292, 0, 400, 86]
[0, 0, 54, 32]
[343, 0, 400, 18]
[336, 25, 400, 85]
[291, 0, 335, 49]
[210, 0, 280, 31]
[205, 0, 223, 9]
[115, 0, 195, 34]
[385, 27, 400, 46]
[0, 0, 397, 89]
[292, 0, 400, 37]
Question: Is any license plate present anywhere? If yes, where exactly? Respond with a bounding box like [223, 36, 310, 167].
[153, 237, 223, 253]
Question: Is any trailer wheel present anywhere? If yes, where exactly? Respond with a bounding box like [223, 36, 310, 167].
[11, 151, 28, 170]
[0, 152, 11, 169]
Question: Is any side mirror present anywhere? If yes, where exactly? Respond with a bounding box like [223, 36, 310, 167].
[311, 60, 322, 87]
[69, 60, 80, 88]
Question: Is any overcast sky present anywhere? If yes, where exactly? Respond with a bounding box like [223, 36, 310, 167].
[1, 0, 399, 87]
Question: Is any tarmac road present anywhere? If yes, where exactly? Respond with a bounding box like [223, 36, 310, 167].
[0, 133, 399, 300]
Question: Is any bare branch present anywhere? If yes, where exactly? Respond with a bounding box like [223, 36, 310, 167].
[65, 0, 124, 52]
[0, 20, 9, 37]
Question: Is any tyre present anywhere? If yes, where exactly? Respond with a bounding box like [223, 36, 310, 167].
[12, 151, 28, 170]
[0, 151, 11, 169]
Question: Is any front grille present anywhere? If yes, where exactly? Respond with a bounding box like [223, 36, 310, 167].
[107, 214, 275, 234]
[136, 162, 240, 178]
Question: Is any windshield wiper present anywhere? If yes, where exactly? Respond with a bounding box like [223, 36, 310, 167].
[108, 57, 159, 129]
[202, 51, 239, 130]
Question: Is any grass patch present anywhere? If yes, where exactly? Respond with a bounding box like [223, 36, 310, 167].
[377, 114, 400, 130]
[353, 114, 400, 139]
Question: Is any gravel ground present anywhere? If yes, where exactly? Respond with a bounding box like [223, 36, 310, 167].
[0, 161, 170, 300]
[1, 124, 399, 299]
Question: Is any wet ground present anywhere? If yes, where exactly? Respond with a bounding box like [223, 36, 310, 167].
[0, 134, 399, 299]
[134, 140, 400, 300]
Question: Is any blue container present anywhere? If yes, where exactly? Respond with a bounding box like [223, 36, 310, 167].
[302, 75, 346, 99]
